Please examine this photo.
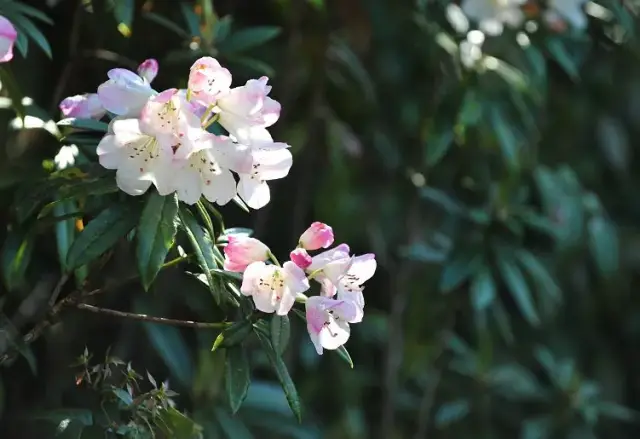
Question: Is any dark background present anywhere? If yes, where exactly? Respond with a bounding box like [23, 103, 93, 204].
[1, 0, 640, 438]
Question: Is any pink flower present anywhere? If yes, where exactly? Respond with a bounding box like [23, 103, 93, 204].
[216, 76, 282, 145]
[299, 222, 334, 250]
[188, 56, 232, 105]
[97, 68, 156, 117]
[305, 296, 360, 355]
[290, 248, 312, 269]
[0, 16, 17, 63]
[223, 236, 270, 272]
[59, 93, 106, 119]
[137, 58, 159, 83]
[240, 261, 309, 315]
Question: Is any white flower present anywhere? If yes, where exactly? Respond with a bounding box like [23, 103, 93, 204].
[96, 118, 175, 196]
[215, 77, 281, 145]
[237, 144, 292, 209]
[172, 134, 252, 205]
[240, 261, 310, 315]
[54, 144, 79, 170]
[97, 68, 156, 117]
[305, 296, 360, 355]
[461, 0, 525, 36]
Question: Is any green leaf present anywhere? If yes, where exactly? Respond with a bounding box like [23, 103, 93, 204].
[434, 399, 470, 428]
[157, 407, 203, 439]
[179, 208, 220, 303]
[142, 318, 194, 387]
[225, 346, 251, 414]
[211, 320, 252, 351]
[112, 388, 133, 406]
[588, 216, 619, 278]
[336, 345, 354, 368]
[439, 252, 481, 293]
[0, 66, 26, 119]
[9, 15, 52, 57]
[515, 249, 562, 303]
[143, 12, 189, 37]
[57, 118, 108, 132]
[255, 331, 302, 422]
[66, 204, 138, 270]
[547, 37, 579, 81]
[470, 266, 496, 312]
[214, 408, 254, 439]
[217, 27, 281, 53]
[490, 106, 520, 171]
[112, 0, 134, 37]
[520, 416, 552, 439]
[497, 252, 540, 327]
[180, 2, 201, 37]
[53, 200, 77, 271]
[8, 2, 53, 25]
[137, 192, 179, 290]
[1, 229, 34, 291]
[425, 125, 454, 167]
[270, 315, 290, 356]
[14, 31, 27, 57]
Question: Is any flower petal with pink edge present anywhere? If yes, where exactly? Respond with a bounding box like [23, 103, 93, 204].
[290, 248, 312, 269]
[299, 222, 334, 251]
[0, 16, 17, 63]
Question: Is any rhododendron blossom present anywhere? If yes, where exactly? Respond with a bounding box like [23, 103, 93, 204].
[59, 94, 106, 119]
[306, 296, 360, 354]
[241, 261, 309, 315]
[290, 248, 312, 269]
[299, 222, 334, 251]
[0, 16, 17, 63]
[223, 236, 270, 272]
[188, 57, 232, 105]
[97, 67, 156, 118]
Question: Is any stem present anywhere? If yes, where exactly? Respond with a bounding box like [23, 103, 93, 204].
[202, 113, 219, 130]
[199, 104, 215, 125]
[268, 250, 281, 267]
[306, 268, 323, 280]
[75, 304, 231, 329]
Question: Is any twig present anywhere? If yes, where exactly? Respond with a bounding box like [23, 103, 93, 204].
[412, 369, 443, 439]
[75, 303, 231, 329]
[48, 273, 70, 307]
[0, 255, 191, 366]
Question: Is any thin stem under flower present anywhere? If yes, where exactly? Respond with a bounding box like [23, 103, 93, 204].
[202, 113, 220, 130]
[268, 250, 281, 267]
[200, 104, 215, 125]
[75, 303, 232, 329]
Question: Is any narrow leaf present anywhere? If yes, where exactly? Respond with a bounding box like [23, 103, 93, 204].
[179, 207, 220, 303]
[470, 266, 496, 312]
[497, 252, 540, 326]
[136, 192, 179, 290]
[225, 346, 251, 414]
[212, 320, 252, 351]
[269, 315, 290, 356]
[66, 204, 138, 270]
[255, 331, 302, 422]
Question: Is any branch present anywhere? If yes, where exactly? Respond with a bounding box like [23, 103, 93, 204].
[0, 256, 191, 366]
[75, 303, 231, 329]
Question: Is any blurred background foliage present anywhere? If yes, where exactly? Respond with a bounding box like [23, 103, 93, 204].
[1, 0, 640, 438]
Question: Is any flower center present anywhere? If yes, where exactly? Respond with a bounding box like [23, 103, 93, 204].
[257, 268, 285, 301]
[188, 151, 221, 186]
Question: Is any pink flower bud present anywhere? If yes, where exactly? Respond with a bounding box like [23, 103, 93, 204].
[223, 236, 269, 272]
[299, 222, 334, 250]
[290, 248, 312, 269]
[137, 58, 159, 83]
[0, 16, 17, 63]
[188, 57, 232, 105]
[59, 93, 106, 119]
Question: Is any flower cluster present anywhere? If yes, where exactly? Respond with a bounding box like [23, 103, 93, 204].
[223, 222, 376, 355]
[59, 57, 291, 209]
